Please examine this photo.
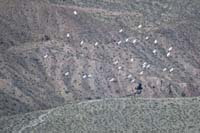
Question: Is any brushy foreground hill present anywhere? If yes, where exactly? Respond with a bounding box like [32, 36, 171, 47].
[0, 0, 200, 116]
[0, 97, 200, 133]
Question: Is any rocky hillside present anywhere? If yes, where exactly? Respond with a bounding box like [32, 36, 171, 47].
[0, 97, 200, 132]
[0, 0, 200, 116]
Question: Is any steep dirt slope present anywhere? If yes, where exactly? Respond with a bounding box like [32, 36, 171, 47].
[0, 97, 200, 132]
[0, 0, 200, 116]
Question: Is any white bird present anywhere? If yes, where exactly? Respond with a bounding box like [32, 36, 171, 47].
[73, 10, 78, 15]
[138, 24, 142, 28]
[94, 42, 98, 46]
[139, 71, 144, 75]
[168, 47, 173, 51]
[154, 40, 158, 44]
[118, 66, 122, 70]
[88, 74, 92, 78]
[143, 62, 147, 65]
[169, 68, 174, 73]
[146, 64, 151, 69]
[153, 49, 157, 54]
[80, 41, 84, 45]
[125, 38, 129, 42]
[145, 36, 149, 40]
[132, 39, 137, 44]
[130, 58, 134, 62]
[44, 54, 48, 58]
[67, 33, 70, 38]
[117, 41, 122, 45]
[109, 78, 115, 82]
[131, 79, 135, 83]
[127, 74, 132, 79]
[82, 75, 87, 79]
[64, 72, 69, 76]
[119, 29, 123, 33]
[167, 52, 171, 57]
[163, 68, 167, 72]
[143, 62, 147, 66]
[113, 60, 119, 65]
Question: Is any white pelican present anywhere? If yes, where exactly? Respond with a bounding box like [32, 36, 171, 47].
[163, 68, 167, 72]
[113, 60, 119, 65]
[44, 54, 48, 58]
[132, 39, 137, 44]
[88, 74, 92, 78]
[139, 71, 144, 75]
[80, 41, 84, 45]
[94, 42, 98, 46]
[130, 58, 134, 62]
[167, 52, 171, 57]
[119, 29, 123, 33]
[73, 10, 77, 15]
[117, 41, 122, 45]
[127, 74, 132, 79]
[109, 78, 115, 82]
[67, 33, 70, 38]
[168, 47, 173, 51]
[118, 66, 122, 70]
[82, 74, 87, 79]
[143, 62, 147, 68]
[131, 79, 135, 83]
[65, 72, 69, 76]
[146, 64, 151, 69]
[154, 40, 158, 44]
[153, 49, 157, 54]
[169, 68, 174, 73]
[138, 24, 142, 28]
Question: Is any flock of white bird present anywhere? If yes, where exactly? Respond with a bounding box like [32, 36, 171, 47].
[43, 10, 175, 85]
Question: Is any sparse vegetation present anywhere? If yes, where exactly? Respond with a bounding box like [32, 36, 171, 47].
[0, 0, 200, 119]
[1, 97, 200, 132]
